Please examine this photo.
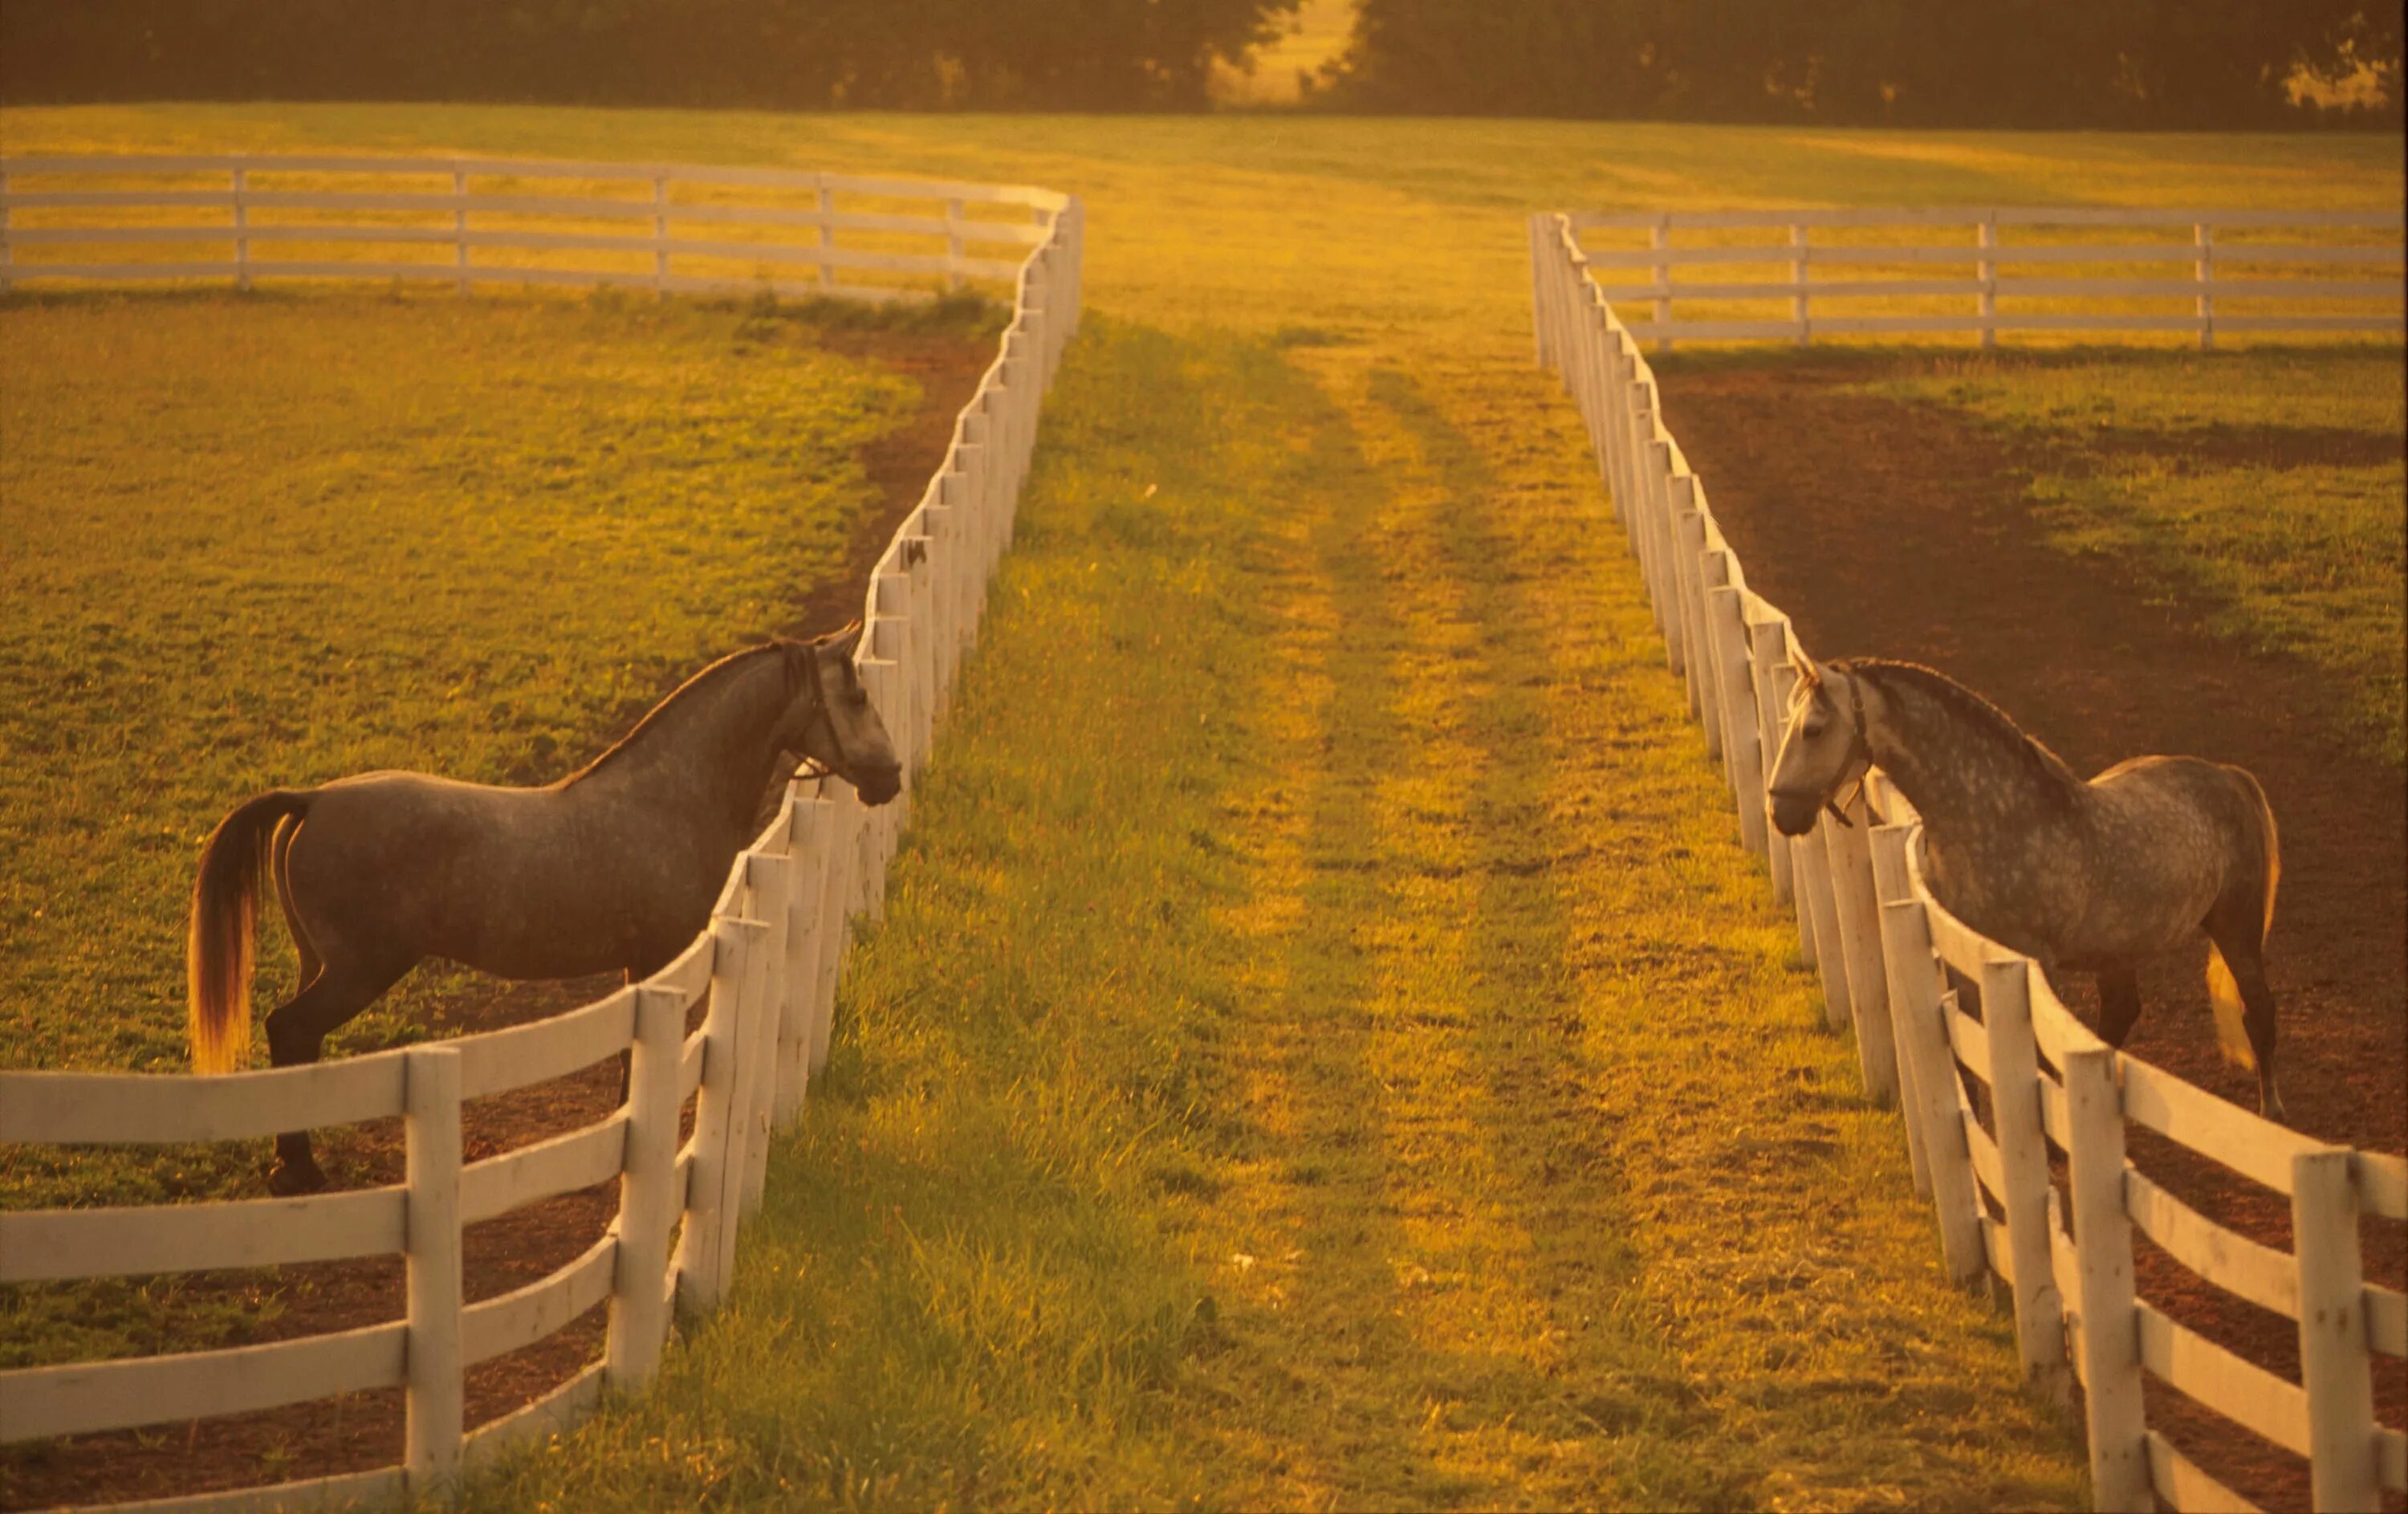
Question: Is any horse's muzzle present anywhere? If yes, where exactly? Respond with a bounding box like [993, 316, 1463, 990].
[852, 763, 903, 807]
[1767, 791, 1821, 838]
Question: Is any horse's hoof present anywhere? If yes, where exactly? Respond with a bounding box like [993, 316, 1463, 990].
[267, 1161, 328, 1196]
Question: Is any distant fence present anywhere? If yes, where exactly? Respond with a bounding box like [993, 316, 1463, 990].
[1565, 206, 2405, 351]
[0, 154, 1084, 1512]
[1532, 211, 2406, 1513]
[0, 154, 1068, 301]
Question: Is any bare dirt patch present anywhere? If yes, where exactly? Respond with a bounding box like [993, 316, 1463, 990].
[2, 322, 990, 1513]
[1655, 355, 2405, 1513]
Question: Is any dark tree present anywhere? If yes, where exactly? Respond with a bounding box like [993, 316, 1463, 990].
[1323, 0, 2403, 127]
[0, 0, 1300, 110]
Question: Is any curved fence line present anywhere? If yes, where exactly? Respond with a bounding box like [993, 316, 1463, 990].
[1532, 210, 2405, 1514]
[0, 153, 1084, 1512]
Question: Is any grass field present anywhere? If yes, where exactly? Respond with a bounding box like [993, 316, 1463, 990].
[3, 104, 2399, 1506]
[1867, 353, 2407, 763]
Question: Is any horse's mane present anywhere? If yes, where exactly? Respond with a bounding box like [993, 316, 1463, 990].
[570, 641, 794, 782]
[1837, 658, 2085, 803]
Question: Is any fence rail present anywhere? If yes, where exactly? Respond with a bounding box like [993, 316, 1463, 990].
[0, 153, 1084, 1512]
[0, 154, 1073, 301]
[1564, 206, 2405, 351]
[1532, 209, 2405, 1514]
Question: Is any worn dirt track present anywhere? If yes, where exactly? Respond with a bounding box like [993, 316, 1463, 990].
[1656, 354, 2406, 1513]
[1, 324, 990, 1513]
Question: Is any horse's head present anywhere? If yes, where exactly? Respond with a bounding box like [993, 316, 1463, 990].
[1766, 645, 1873, 837]
[780, 622, 901, 806]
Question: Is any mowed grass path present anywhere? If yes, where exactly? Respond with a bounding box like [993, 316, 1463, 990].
[6, 108, 2398, 1506]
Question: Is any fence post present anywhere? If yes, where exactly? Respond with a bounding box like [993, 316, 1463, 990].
[232, 166, 250, 291]
[1674, 507, 1716, 740]
[1639, 427, 1682, 663]
[1618, 379, 1653, 593]
[1766, 660, 1821, 968]
[402, 1044, 464, 1495]
[608, 983, 685, 1392]
[1982, 957, 2065, 1383]
[1877, 894, 1986, 1284]
[1789, 222, 1808, 347]
[653, 172, 670, 296]
[738, 852, 794, 1216]
[1649, 216, 1672, 352]
[1867, 824, 1932, 1195]
[1530, 214, 1552, 369]
[1706, 584, 1768, 857]
[1827, 792, 1898, 1105]
[2194, 222, 2216, 352]
[1798, 820, 1853, 1033]
[809, 791, 854, 1075]
[1978, 216, 1997, 350]
[678, 916, 760, 1312]
[2293, 1148, 2380, 1512]
[775, 798, 831, 1125]
[453, 167, 470, 297]
[816, 181, 836, 291]
[2063, 1047, 2150, 1512]
[1751, 625, 1798, 908]
[946, 196, 965, 293]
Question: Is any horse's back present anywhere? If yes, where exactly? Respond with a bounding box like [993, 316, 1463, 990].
[283, 771, 647, 977]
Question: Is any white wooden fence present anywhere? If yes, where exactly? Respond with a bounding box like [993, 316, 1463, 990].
[1567, 206, 2405, 351]
[0, 154, 1068, 300]
[0, 155, 1084, 1512]
[1532, 211, 2407, 1513]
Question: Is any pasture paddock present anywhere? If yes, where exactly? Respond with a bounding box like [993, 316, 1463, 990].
[1535, 214, 2405, 1512]
[1654, 348, 2406, 1510]
[0, 178, 1058, 1500]
[3, 105, 2401, 1510]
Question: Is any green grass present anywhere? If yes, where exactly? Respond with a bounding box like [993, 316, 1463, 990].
[0, 288, 970, 1387]
[2, 104, 2398, 1506]
[1867, 351, 2406, 763]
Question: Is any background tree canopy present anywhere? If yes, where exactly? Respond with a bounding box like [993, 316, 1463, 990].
[0, 0, 1300, 110]
[2, 0, 2395, 125]
[1322, 0, 2402, 127]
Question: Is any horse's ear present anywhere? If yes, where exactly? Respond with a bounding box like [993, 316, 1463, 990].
[816, 619, 864, 658]
[1787, 639, 1821, 690]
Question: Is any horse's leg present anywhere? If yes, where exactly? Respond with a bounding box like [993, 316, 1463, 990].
[2206, 923, 2285, 1122]
[2097, 966, 2144, 1048]
[263, 954, 415, 1195]
[270, 816, 322, 989]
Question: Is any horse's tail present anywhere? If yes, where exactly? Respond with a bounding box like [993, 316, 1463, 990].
[2205, 771, 2280, 1071]
[188, 790, 313, 1076]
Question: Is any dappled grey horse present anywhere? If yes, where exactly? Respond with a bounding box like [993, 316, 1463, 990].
[187, 625, 901, 1193]
[1765, 649, 2285, 1120]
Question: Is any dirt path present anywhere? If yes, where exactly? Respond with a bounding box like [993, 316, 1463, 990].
[1, 322, 992, 1514]
[1655, 356, 2406, 1512]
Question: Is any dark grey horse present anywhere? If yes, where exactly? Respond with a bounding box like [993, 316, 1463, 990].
[187, 625, 901, 1192]
[1765, 650, 2285, 1119]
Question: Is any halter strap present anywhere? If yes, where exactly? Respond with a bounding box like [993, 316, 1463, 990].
[1821, 670, 1873, 828]
[791, 644, 845, 789]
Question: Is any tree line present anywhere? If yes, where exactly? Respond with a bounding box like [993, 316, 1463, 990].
[1319, 0, 2401, 128]
[2, 0, 2396, 126]
[0, 0, 1297, 110]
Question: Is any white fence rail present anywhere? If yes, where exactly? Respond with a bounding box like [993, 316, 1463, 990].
[0, 154, 1084, 1512]
[0, 154, 1072, 301]
[1533, 210, 2406, 1514]
[1566, 206, 2405, 351]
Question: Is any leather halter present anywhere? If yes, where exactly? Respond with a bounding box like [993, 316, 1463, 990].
[1820, 671, 1874, 828]
[791, 645, 851, 789]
